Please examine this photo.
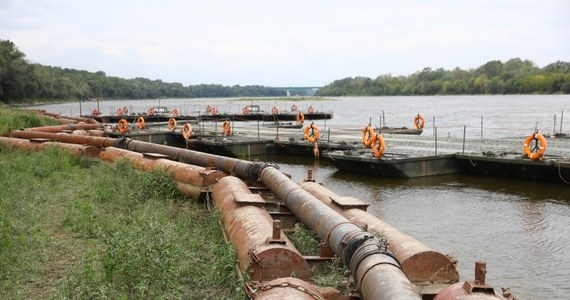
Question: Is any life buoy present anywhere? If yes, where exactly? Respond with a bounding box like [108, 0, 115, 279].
[182, 123, 192, 141]
[271, 106, 279, 115]
[414, 114, 425, 129]
[168, 117, 177, 132]
[91, 109, 101, 117]
[308, 106, 314, 114]
[148, 108, 155, 116]
[371, 133, 386, 158]
[523, 132, 547, 160]
[243, 106, 250, 115]
[296, 111, 305, 125]
[170, 108, 179, 116]
[222, 120, 231, 136]
[137, 116, 146, 129]
[304, 123, 320, 142]
[117, 119, 129, 134]
[291, 104, 298, 111]
[116, 108, 124, 116]
[362, 125, 375, 147]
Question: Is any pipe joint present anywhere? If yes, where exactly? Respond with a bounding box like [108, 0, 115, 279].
[349, 237, 401, 279]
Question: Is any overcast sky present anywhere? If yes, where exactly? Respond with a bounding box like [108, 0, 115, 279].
[1, 0, 569, 86]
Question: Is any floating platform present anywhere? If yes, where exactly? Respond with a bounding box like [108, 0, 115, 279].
[455, 153, 570, 183]
[324, 150, 460, 178]
[380, 126, 423, 135]
[96, 111, 333, 124]
[274, 139, 361, 158]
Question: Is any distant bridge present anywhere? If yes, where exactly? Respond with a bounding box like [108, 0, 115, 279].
[268, 86, 321, 96]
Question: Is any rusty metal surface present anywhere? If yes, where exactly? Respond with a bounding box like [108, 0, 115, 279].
[245, 277, 325, 300]
[300, 181, 459, 284]
[434, 261, 504, 300]
[212, 176, 312, 281]
[24, 123, 103, 133]
[0, 137, 101, 157]
[259, 167, 421, 300]
[8, 131, 117, 148]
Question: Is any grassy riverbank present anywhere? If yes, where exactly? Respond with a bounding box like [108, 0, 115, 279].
[0, 146, 242, 299]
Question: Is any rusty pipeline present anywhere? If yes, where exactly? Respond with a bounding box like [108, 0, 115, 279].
[115, 138, 268, 182]
[24, 123, 103, 133]
[99, 147, 226, 199]
[212, 176, 312, 281]
[245, 277, 325, 300]
[300, 181, 459, 285]
[259, 167, 421, 300]
[0, 136, 101, 157]
[434, 261, 508, 300]
[8, 131, 117, 148]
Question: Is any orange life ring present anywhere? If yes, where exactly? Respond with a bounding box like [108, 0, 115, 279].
[371, 133, 386, 158]
[137, 116, 146, 129]
[296, 111, 305, 124]
[308, 106, 314, 114]
[148, 108, 155, 116]
[182, 123, 192, 141]
[414, 114, 425, 129]
[271, 106, 279, 115]
[117, 119, 129, 134]
[243, 106, 250, 115]
[170, 108, 179, 116]
[304, 123, 320, 142]
[168, 117, 177, 132]
[222, 120, 231, 136]
[116, 108, 124, 116]
[291, 104, 298, 111]
[523, 132, 547, 160]
[362, 125, 375, 147]
[91, 109, 101, 117]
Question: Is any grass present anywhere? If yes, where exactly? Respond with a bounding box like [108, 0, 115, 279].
[0, 145, 243, 299]
[0, 107, 60, 134]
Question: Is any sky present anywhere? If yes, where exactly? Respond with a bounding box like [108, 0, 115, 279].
[1, 0, 569, 87]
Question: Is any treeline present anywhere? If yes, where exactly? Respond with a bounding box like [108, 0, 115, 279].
[317, 59, 570, 96]
[0, 39, 286, 104]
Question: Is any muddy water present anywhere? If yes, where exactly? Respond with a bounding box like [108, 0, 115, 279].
[29, 95, 570, 299]
[253, 154, 569, 300]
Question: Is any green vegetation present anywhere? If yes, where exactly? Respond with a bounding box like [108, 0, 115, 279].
[0, 107, 60, 133]
[0, 145, 243, 299]
[317, 59, 570, 96]
[0, 39, 288, 104]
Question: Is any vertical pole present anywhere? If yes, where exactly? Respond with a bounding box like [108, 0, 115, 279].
[327, 128, 331, 150]
[462, 125, 466, 154]
[560, 111, 564, 134]
[480, 116, 483, 139]
[435, 126, 438, 155]
[78, 99, 83, 117]
[433, 116, 436, 136]
[382, 110, 385, 127]
[96, 98, 100, 114]
[257, 120, 260, 141]
[554, 114, 557, 134]
[276, 120, 279, 140]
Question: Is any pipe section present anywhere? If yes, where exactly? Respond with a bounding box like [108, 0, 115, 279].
[259, 167, 421, 300]
[212, 176, 312, 281]
[434, 261, 505, 300]
[0, 137, 101, 157]
[300, 181, 459, 284]
[99, 147, 226, 199]
[24, 123, 103, 132]
[245, 277, 325, 300]
[8, 131, 117, 148]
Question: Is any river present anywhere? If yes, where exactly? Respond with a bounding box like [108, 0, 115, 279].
[28, 95, 570, 299]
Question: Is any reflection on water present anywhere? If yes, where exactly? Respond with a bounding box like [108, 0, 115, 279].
[252, 154, 570, 300]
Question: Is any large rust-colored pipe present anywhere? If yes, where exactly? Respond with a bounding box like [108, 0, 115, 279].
[0, 137, 101, 157]
[24, 123, 103, 132]
[99, 147, 226, 199]
[300, 181, 459, 285]
[212, 176, 312, 281]
[245, 277, 325, 299]
[259, 167, 421, 300]
[8, 131, 117, 148]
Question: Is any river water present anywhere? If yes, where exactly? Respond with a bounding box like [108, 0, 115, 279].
[28, 95, 570, 299]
